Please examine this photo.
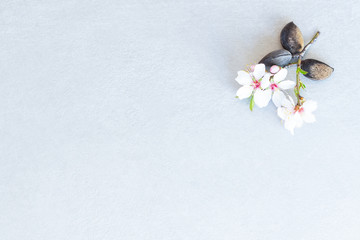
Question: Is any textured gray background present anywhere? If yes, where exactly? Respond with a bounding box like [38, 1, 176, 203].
[1, 0, 360, 239]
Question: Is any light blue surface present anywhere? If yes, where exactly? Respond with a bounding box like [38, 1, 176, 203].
[1, 1, 360, 239]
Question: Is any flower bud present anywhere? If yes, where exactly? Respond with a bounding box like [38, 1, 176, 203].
[270, 65, 280, 74]
[280, 22, 304, 54]
[259, 49, 292, 68]
[301, 59, 334, 80]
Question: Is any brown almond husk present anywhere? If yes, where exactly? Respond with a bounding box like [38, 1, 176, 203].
[280, 22, 304, 54]
[301, 59, 334, 80]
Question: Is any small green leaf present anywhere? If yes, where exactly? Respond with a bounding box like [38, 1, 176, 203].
[297, 67, 308, 75]
[235, 96, 239, 98]
[299, 81, 306, 90]
[249, 95, 254, 111]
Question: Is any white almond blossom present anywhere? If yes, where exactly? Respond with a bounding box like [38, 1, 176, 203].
[267, 67, 296, 107]
[235, 64, 272, 108]
[277, 98, 317, 135]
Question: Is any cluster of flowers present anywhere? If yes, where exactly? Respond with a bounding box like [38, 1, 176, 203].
[235, 63, 316, 135]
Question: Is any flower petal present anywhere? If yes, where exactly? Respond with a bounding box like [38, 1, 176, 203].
[279, 96, 295, 109]
[284, 117, 296, 135]
[278, 80, 296, 90]
[294, 112, 303, 128]
[302, 100, 317, 113]
[254, 89, 272, 108]
[272, 90, 286, 107]
[273, 68, 288, 82]
[236, 85, 253, 99]
[285, 97, 295, 108]
[253, 64, 265, 80]
[301, 112, 316, 123]
[277, 107, 287, 120]
[261, 73, 271, 89]
[235, 71, 252, 85]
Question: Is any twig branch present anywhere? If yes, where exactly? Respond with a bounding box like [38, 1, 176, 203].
[282, 31, 321, 106]
[299, 31, 320, 58]
[295, 57, 302, 106]
[284, 31, 321, 67]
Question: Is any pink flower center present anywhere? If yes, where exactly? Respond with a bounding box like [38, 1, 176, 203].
[253, 80, 261, 89]
[270, 83, 278, 90]
[294, 106, 304, 113]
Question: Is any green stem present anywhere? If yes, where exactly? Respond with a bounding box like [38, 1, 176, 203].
[295, 57, 302, 106]
[288, 31, 321, 106]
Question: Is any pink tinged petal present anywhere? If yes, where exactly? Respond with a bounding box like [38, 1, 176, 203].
[272, 90, 286, 107]
[301, 112, 316, 123]
[302, 100, 317, 113]
[253, 89, 272, 108]
[253, 64, 266, 80]
[284, 117, 296, 135]
[260, 73, 271, 88]
[270, 65, 280, 74]
[236, 71, 252, 85]
[294, 112, 303, 128]
[273, 68, 288, 83]
[278, 80, 296, 90]
[236, 86, 253, 99]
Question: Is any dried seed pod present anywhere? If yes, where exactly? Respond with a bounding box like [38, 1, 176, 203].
[280, 22, 304, 54]
[259, 49, 292, 68]
[301, 59, 334, 80]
